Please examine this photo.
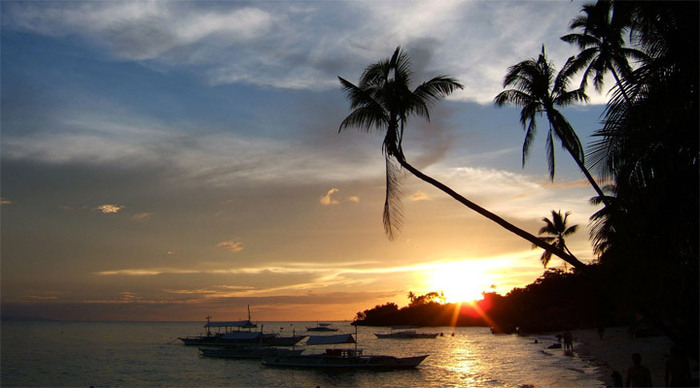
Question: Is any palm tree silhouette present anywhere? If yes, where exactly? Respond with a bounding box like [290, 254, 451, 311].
[536, 210, 579, 268]
[494, 46, 609, 208]
[339, 46, 585, 268]
[560, 0, 645, 105]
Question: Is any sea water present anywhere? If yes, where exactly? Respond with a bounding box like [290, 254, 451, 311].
[1, 321, 606, 387]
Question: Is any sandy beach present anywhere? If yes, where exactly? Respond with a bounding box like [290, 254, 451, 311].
[572, 327, 697, 387]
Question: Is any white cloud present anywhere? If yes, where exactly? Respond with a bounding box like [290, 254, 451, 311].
[96, 204, 124, 214]
[217, 240, 244, 252]
[320, 188, 340, 205]
[1, 0, 606, 104]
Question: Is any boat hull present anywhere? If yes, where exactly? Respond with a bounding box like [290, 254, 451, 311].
[261, 354, 428, 370]
[179, 334, 305, 347]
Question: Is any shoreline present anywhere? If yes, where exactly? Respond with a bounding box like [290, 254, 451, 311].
[571, 327, 690, 387]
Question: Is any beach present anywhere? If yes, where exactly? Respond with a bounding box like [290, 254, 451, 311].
[573, 327, 697, 387]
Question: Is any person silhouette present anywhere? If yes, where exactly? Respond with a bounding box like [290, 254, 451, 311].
[625, 353, 653, 387]
[665, 345, 691, 387]
[563, 330, 574, 353]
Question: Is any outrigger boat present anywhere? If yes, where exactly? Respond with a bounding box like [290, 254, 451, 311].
[306, 322, 339, 332]
[262, 328, 428, 370]
[375, 326, 440, 339]
[178, 307, 305, 347]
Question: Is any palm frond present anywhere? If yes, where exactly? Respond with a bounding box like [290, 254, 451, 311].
[382, 156, 404, 240]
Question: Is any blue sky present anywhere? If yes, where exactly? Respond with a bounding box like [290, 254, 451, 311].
[1, 0, 609, 321]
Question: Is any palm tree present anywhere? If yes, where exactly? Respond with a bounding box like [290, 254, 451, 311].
[339, 46, 585, 269]
[536, 210, 579, 268]
[494, 46, 609, 207]
[560, 0, 646, 105]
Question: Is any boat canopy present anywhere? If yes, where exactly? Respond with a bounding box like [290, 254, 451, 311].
[306, 334, 356, 345]
[204, 320, 257, 329]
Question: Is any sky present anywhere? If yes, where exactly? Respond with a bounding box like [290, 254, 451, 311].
[1, 0, 610, 322]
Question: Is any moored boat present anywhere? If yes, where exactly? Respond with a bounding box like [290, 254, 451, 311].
[178, 308, 306, 347]
[261, 331, 428, 370]
[375, 330, 439, 339]
[306, 322, 339, 332]
[262, 350, 428, 369]
[375, 326, 440, 339]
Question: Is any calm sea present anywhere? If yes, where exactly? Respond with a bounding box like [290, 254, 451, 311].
[1, 321, 606, 387]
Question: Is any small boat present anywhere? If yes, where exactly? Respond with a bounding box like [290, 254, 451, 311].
[262, 330, 428, 370]
[375, 326, 439, 339]
[199, 345, 304, 359]
[306, 322, 339, 332]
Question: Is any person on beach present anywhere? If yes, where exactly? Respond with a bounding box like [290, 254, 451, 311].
[563, 330, 574, 353]
[625, 353, 653, 387]
[664, 345, 691, 387]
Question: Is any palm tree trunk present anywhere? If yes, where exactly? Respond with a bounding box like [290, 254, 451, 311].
[395, 157, 587, 269]
[566, 149, 613, 209]
[608, 65, 633, 107]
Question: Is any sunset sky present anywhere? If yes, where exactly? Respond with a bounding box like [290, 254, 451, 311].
[1, 0, 609, 321]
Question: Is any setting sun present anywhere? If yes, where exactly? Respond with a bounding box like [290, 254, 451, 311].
[426, 260, 498, 303]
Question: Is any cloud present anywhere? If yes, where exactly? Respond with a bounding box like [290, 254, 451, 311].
[96, 204, 124, 214]
[320, 188, 339, 205]
[132, 212, 153, 221]
[347, 196, 360, 203]
[0, 198, 12, 206]
[217, 240, 244, 252]
[0, 1, 600, 104]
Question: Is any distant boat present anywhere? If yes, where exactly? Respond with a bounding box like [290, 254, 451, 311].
[262, 331, 428, 370]
[199, 345, 304, 359]
[375, 326, 440, 339]
[306, 322, 339, 332]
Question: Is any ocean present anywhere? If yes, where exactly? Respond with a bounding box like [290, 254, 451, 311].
[1, 321, 607, 387]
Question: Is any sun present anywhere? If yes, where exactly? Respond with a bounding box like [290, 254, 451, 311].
[426, 260, 496, 303]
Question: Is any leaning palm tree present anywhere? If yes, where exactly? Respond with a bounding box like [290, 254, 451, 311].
[494, 46, 609, 207]
[536, 210, 579, 268]
[560, 0, 646, 105]
[339, 46, 585, 268]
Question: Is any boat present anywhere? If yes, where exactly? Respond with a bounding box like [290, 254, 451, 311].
[261, 331, 429, 370]
[306, 322, 339, 332]
[375, 326, 440, 339]
[198, 345, 305, 359]
[178, 308, 306, 347]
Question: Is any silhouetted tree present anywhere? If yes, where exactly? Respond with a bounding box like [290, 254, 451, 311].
[561, 0, 646, 105]
[536, 210, 579, 268]
[339, 46, 584, 268]
[494, 46, 609, 209]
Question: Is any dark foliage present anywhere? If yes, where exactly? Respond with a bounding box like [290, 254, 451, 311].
[354, 267, 627, 332]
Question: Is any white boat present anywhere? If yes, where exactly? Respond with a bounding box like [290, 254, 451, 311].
[375, 326, 440, 339]
[199, 345, 304, 359]
[306, 322, 339, 332]
[261, 331, 428, 370]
